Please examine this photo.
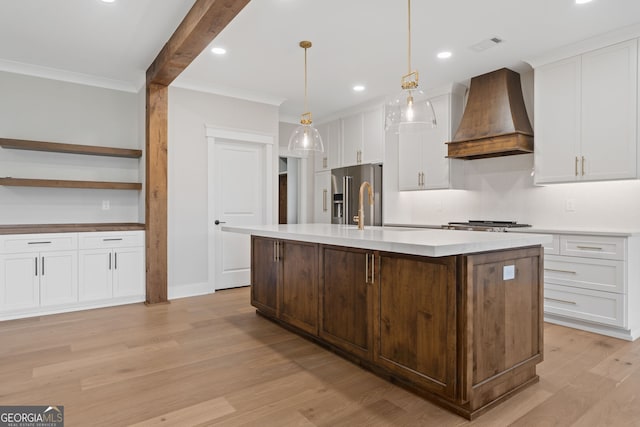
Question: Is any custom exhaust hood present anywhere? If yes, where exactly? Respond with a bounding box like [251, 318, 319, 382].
[446, 68, 533, 160]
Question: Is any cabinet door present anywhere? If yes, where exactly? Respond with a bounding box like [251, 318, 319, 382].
[40, 251, 78, 307]
[342, 113, 363, 166]
[326, 119, 342, 170]
[0, 253, 40, 311]
[362, 106, 384, 164]
[313, 171, 331, 223]
[113, 247, 145, 298]
[314, 123, 330, 172]
[581, 39, 637, 181]
[279, 240, 318, 335]
[320, 246, 372, 359]
[397, 132, 423, 191]
[534, 56, 582, 184]
[251, 236, 278, 317]
[422, 94, 455, 190]
[79, 249, 113, 301]
[375, 253, 457, 397]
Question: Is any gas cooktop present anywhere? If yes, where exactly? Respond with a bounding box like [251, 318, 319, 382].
[443, 220, 532, 232]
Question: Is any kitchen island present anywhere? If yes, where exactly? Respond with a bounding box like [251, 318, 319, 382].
[223, 224, 551, 419]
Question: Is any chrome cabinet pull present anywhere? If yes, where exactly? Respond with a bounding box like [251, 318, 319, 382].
[109, 253, 112, 270]
[28, 241, 51, 245]
[581, 156, 585, 176]
[103, 238, 123, 241]
[544, 297, 577, 305]
[273, 241, 277, 262]
[575, 156, 579, 176]
[576, 245, 603, 251]
[418, 172, 421, 187]
[42, 257, 45, 276]
[35, 257, 38, 276]
[544, 268, 577, 274]
[115, 252, 118, 270]
[323, 157, 327, 169]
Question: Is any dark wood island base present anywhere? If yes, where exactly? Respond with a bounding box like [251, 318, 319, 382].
[250, 236, 544, 420]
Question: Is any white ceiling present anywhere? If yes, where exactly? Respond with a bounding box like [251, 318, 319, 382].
[2, 0, 640, 123]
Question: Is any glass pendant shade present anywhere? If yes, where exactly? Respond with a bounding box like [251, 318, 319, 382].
[385, 88, 437, 134]
[288, 123, 324, 152]
[289, 40, 324, 153]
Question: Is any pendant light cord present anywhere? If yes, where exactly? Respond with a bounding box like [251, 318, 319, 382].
[304, 46, 308, 113]
[407, 0, 411, 74]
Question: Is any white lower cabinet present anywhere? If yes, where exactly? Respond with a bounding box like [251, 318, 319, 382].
[79, 231, 145, 301]
[0, 234, 78, 312]
[0, 230, 144, 320]
[543, 232, 639, 340]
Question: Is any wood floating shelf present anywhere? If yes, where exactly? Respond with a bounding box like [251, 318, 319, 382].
[0, 177, 142, 190]
[0, 138, 142, 158]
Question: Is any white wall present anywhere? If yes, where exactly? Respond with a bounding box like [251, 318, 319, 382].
[168, 86, 279, 297]
[384, 70, 640, 230]
[0, 71, 141, 224]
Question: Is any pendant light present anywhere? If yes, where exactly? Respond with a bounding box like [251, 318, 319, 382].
[385, 0, 437, 134]
[288, 41, 324, 153]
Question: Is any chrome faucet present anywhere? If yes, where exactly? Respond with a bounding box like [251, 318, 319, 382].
[353, 181, 374, 230]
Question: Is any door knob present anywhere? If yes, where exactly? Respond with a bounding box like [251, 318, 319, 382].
[214, 220, 226, 225]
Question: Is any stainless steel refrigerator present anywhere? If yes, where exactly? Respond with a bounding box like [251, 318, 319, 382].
[331, 163, 382, 226]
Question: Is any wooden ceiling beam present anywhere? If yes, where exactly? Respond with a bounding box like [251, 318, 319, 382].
[145, 0, 251, 304]
[147, 0, 250, 86]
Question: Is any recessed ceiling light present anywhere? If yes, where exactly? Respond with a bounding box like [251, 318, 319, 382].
[100, 0, 115, 3]
[437, 51, 452, 59]
[575, 0, 593, 4]
[353, 85, 365, 92]
[211, 47, 227, 55]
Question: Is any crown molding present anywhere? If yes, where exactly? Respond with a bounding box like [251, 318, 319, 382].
[170, 79, 286, 107]
[527, 22, 640, 68]
[0, 59, 139, 93]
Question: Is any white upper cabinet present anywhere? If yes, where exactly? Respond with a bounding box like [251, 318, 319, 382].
[397, 88, 465, 191]
[362, 106, 385, 164]
[314, 119, 341, 172]
[534, 39, 638, 184]
[341, 105, 385, 167]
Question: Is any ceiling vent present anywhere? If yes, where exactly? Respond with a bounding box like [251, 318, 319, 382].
[446, 68, 534, 160]
[470, 37, 504, 52]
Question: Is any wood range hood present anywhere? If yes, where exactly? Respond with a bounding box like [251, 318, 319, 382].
[447, 68, 534, 160]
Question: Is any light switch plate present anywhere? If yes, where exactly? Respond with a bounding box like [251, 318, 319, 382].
[503, 265, 515, 280]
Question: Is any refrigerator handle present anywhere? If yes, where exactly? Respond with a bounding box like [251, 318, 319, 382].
[343, 175, 352, 225]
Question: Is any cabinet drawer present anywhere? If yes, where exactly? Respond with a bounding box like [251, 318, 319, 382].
[544, 235, 560, 255]
[544, 284, 625, 327]
[79, 231, 144, 249]
[560, 235, 625, 260]
[544, 255, 624, 293]
[0, 233, 78, 254]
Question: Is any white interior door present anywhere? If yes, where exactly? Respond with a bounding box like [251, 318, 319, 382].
[213, 140, 265, 290]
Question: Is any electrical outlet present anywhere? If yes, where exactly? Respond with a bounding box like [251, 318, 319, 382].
[503, 265, 515, 281]
[102, 200, 110, 210]
[565, 199, 576, 212]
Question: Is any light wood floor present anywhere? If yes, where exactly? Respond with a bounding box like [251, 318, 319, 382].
[1, 287, 639, 426]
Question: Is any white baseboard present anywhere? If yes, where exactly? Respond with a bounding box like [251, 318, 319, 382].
[545, 314, 638, 341]
[168, 282, 214, 300]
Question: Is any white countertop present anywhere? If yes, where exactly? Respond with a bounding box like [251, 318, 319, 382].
[385, 223, 640, 237]
[222, 224, 552, 257]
